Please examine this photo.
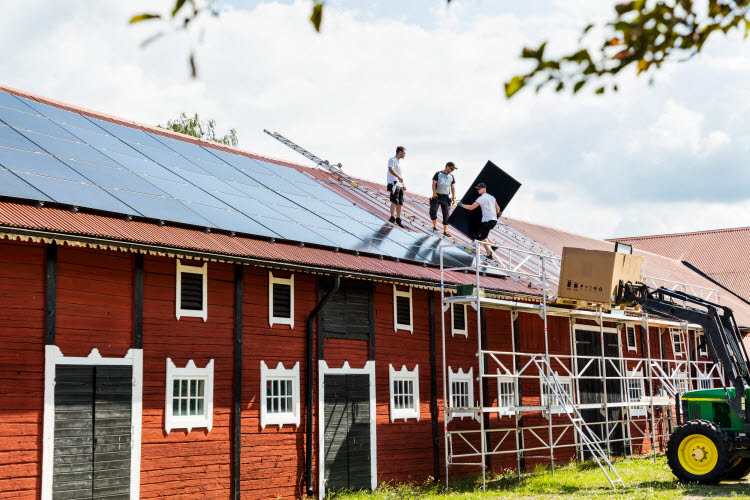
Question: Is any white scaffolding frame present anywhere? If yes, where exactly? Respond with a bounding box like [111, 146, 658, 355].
[438, 241, 723, 490]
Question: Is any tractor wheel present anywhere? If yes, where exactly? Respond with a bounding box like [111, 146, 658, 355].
[667, 420, 734, 484]
[724, 458, 750, 480]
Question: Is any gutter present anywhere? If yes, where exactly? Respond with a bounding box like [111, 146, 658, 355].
[305, 273, 341, 496]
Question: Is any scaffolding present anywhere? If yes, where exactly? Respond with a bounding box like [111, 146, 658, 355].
[438, 241, 723, 490]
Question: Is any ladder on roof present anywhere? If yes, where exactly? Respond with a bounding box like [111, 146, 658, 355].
[532, 356, 625, 489]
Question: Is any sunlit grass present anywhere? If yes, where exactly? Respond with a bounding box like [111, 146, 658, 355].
[330, 456, 750, 499]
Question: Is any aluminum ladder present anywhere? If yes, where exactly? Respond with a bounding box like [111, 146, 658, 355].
[533, 357, 625, 489]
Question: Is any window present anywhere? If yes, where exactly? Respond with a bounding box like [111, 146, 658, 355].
[675, 372, 690, 394]
[626, 325, 637, 352]
[319, 279, 373, 340]
[448, 367, 474, 419]
[269, 272, 294, 327]
[697, 332, 708, 357]
[670, 328, 685, 357]
[626, 370, 647, 417]
[165, 359, 214, 433]
[698, 371, 715, 390]
[389, 364, 420, 422]
[496, 374, 516, 417]
[539, 375, 573, 414]
[393, 285, 413, 333]
[260, 361, 300, 428]
[176, 259, 207, 321]
[451, 302, 468, 337]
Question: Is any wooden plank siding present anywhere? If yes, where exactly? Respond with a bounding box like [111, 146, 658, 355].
[0, 240, 45, 497]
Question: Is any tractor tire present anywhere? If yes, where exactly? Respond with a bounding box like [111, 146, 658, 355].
[724, 458, 750, 480]
[666, 419, 734, 484]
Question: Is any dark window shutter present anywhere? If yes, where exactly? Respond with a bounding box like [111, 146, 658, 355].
[273, 282, 292, 318]
[627, 326, 636, 348]
[319, 279, 373, 339]
[453, 304, 466, 331]
[181, 272, 203, 310]
[396, 295, 410, 326]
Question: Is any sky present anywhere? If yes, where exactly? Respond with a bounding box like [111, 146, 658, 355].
[1, 0, 749, 240]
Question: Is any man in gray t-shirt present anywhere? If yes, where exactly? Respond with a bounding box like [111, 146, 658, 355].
[430, 161, 457, 236]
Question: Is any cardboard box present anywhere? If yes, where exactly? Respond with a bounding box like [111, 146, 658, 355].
[558, 247, 644, 304]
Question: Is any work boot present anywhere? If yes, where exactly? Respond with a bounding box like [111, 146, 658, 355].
[388, 216, 396, 224]
[443, 231, 452, 238]
[395, 217, 405, 228]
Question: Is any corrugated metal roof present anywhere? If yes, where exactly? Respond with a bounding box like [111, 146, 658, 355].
[610, 228, 750, 304]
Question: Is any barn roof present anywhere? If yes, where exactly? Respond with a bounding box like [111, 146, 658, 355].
[610, 227, 750, 304]
[0, 84, 748, 325]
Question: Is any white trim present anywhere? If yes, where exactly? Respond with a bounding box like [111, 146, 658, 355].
[448, 366, 476, 420]
[697, 331, 708, 357]
[496, 372, 516, 417]
[573, 324, 618, 334]
[697, 370, 715, 389]
[176, 259, 208, 321]
[164, 358, 214, 433]
[451, 302, 468, 337]
[626, 369, 647, 417]
[42, 346, 143, 500]
[393, 285, 413, 333]
[318, 360, 377, 498]
[260, 361, 300, 428]
[539, 375, 573, 415]
[388, 364, 420, 422]
[626, 325, 637, 352]
[669, 328, 685, 358]
[268, 272, 294, 328]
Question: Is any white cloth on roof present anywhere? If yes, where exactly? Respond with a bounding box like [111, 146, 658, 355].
[386, 156, 402, 187]
[476, 193, 498, 222]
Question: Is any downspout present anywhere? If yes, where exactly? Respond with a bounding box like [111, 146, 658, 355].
[428, 291, 440, 480]
[305, 273, 341, 496]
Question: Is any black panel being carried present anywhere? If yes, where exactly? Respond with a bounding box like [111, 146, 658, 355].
[324, 374, 371, 492]
[53, 365, 132, 499]
[447, 161, 521, 240]
[319, 278, 373, 341]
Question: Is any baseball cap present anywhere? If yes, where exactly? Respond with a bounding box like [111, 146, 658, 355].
[474, 182, 486, 190]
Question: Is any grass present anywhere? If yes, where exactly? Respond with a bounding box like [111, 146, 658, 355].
[330, 456, 750, 500]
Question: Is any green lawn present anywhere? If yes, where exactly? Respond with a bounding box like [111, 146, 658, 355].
[330, 457, 750, 499]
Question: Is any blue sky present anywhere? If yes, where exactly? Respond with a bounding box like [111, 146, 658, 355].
[2, 0, 748, 239]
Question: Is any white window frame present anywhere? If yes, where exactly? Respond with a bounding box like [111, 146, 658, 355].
[42, 346, 143, 500]
[626, 325, 637, 352]
[268, 272, 295, 328]
[496, 372, 516, 417]
[698, 370, 715, 390]
[318, 360, 377, 495]
[696, 331, 708, 357]
[669, 328, 685, 358]
[448, 367, 476, 420]
[393, 285, 413, 333]
[388, 364, 420, 422]
[626, 369, 647, 417]
[539, 375, 573, 415]
[260, 361, 300, 428]
[175, 259, 208, 321]
[675, 372, 690, 394]
[165, 358, 214, 433]
[451, 302, 468, 337]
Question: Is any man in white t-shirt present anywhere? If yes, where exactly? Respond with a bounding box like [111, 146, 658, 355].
[386, 146, 406, 228]
[458, 183, 501, 259]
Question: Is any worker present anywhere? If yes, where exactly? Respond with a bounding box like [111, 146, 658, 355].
[458, 182, 501, 259]
[386, 146, 406, 228]
[430, 161, 457, 237]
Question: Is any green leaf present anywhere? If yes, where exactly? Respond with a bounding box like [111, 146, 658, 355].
[614, 1, 635, 14]
[172, 0, 187, 18]
[595, 86, 605, 94]
[504, 76, 525, 98]
[573, 80, 586, 93]
[129, 13, 161, 24]
[582, 23, 595, 34]
[310, 2, 323, 32]
[189, 53, 197, 78]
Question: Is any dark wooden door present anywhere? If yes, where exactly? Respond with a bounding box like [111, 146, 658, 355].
[324, 374, 371, 492]
[53, 365, 132, 499]
[575, 329, 624, 457]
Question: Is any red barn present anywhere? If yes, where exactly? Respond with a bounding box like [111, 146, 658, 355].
[0, 85, 749, 499]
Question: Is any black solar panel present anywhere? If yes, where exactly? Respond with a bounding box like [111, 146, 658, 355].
[0, 89, 471, 266]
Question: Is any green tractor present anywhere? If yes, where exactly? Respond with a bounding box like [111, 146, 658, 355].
[617, 282, 750, 483]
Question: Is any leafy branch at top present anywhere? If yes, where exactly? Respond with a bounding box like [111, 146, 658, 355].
[160, 112, 238, 147]
[505, 0, 750, 98]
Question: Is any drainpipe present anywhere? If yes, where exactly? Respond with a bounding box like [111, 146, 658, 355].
[305, 273, 341, 496]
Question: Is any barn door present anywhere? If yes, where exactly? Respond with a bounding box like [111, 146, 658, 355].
[53, 365, 132, 499]
[574, 329, 624, 457]
[323, 374, 371, 492]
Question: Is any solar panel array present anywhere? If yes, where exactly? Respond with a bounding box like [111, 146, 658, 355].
[0, 90, 470, 266]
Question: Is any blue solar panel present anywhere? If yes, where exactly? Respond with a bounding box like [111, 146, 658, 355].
[0, 107, 80, 141]
[15, 129, 120, 167]
[0, 167, 52, 201]
[56, 123, 137, 154]
[90, 119, 169, 149]
[0, 124, 44, 152]
[14, 173, 136, 214]
[58, 158, 166, 196]
[101, 188, 211, 226]
[0, 93, 40, 115]
[127, 142, 210, 175]
[99, 149, 186, 183]
[18, 97, 105, 132]
[0, 148, 90, 183]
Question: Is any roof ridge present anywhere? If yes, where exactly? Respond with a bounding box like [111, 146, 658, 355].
[609, 225, 750, 241]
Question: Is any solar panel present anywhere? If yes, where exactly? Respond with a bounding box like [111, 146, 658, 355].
[0, 89, 477, 266]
